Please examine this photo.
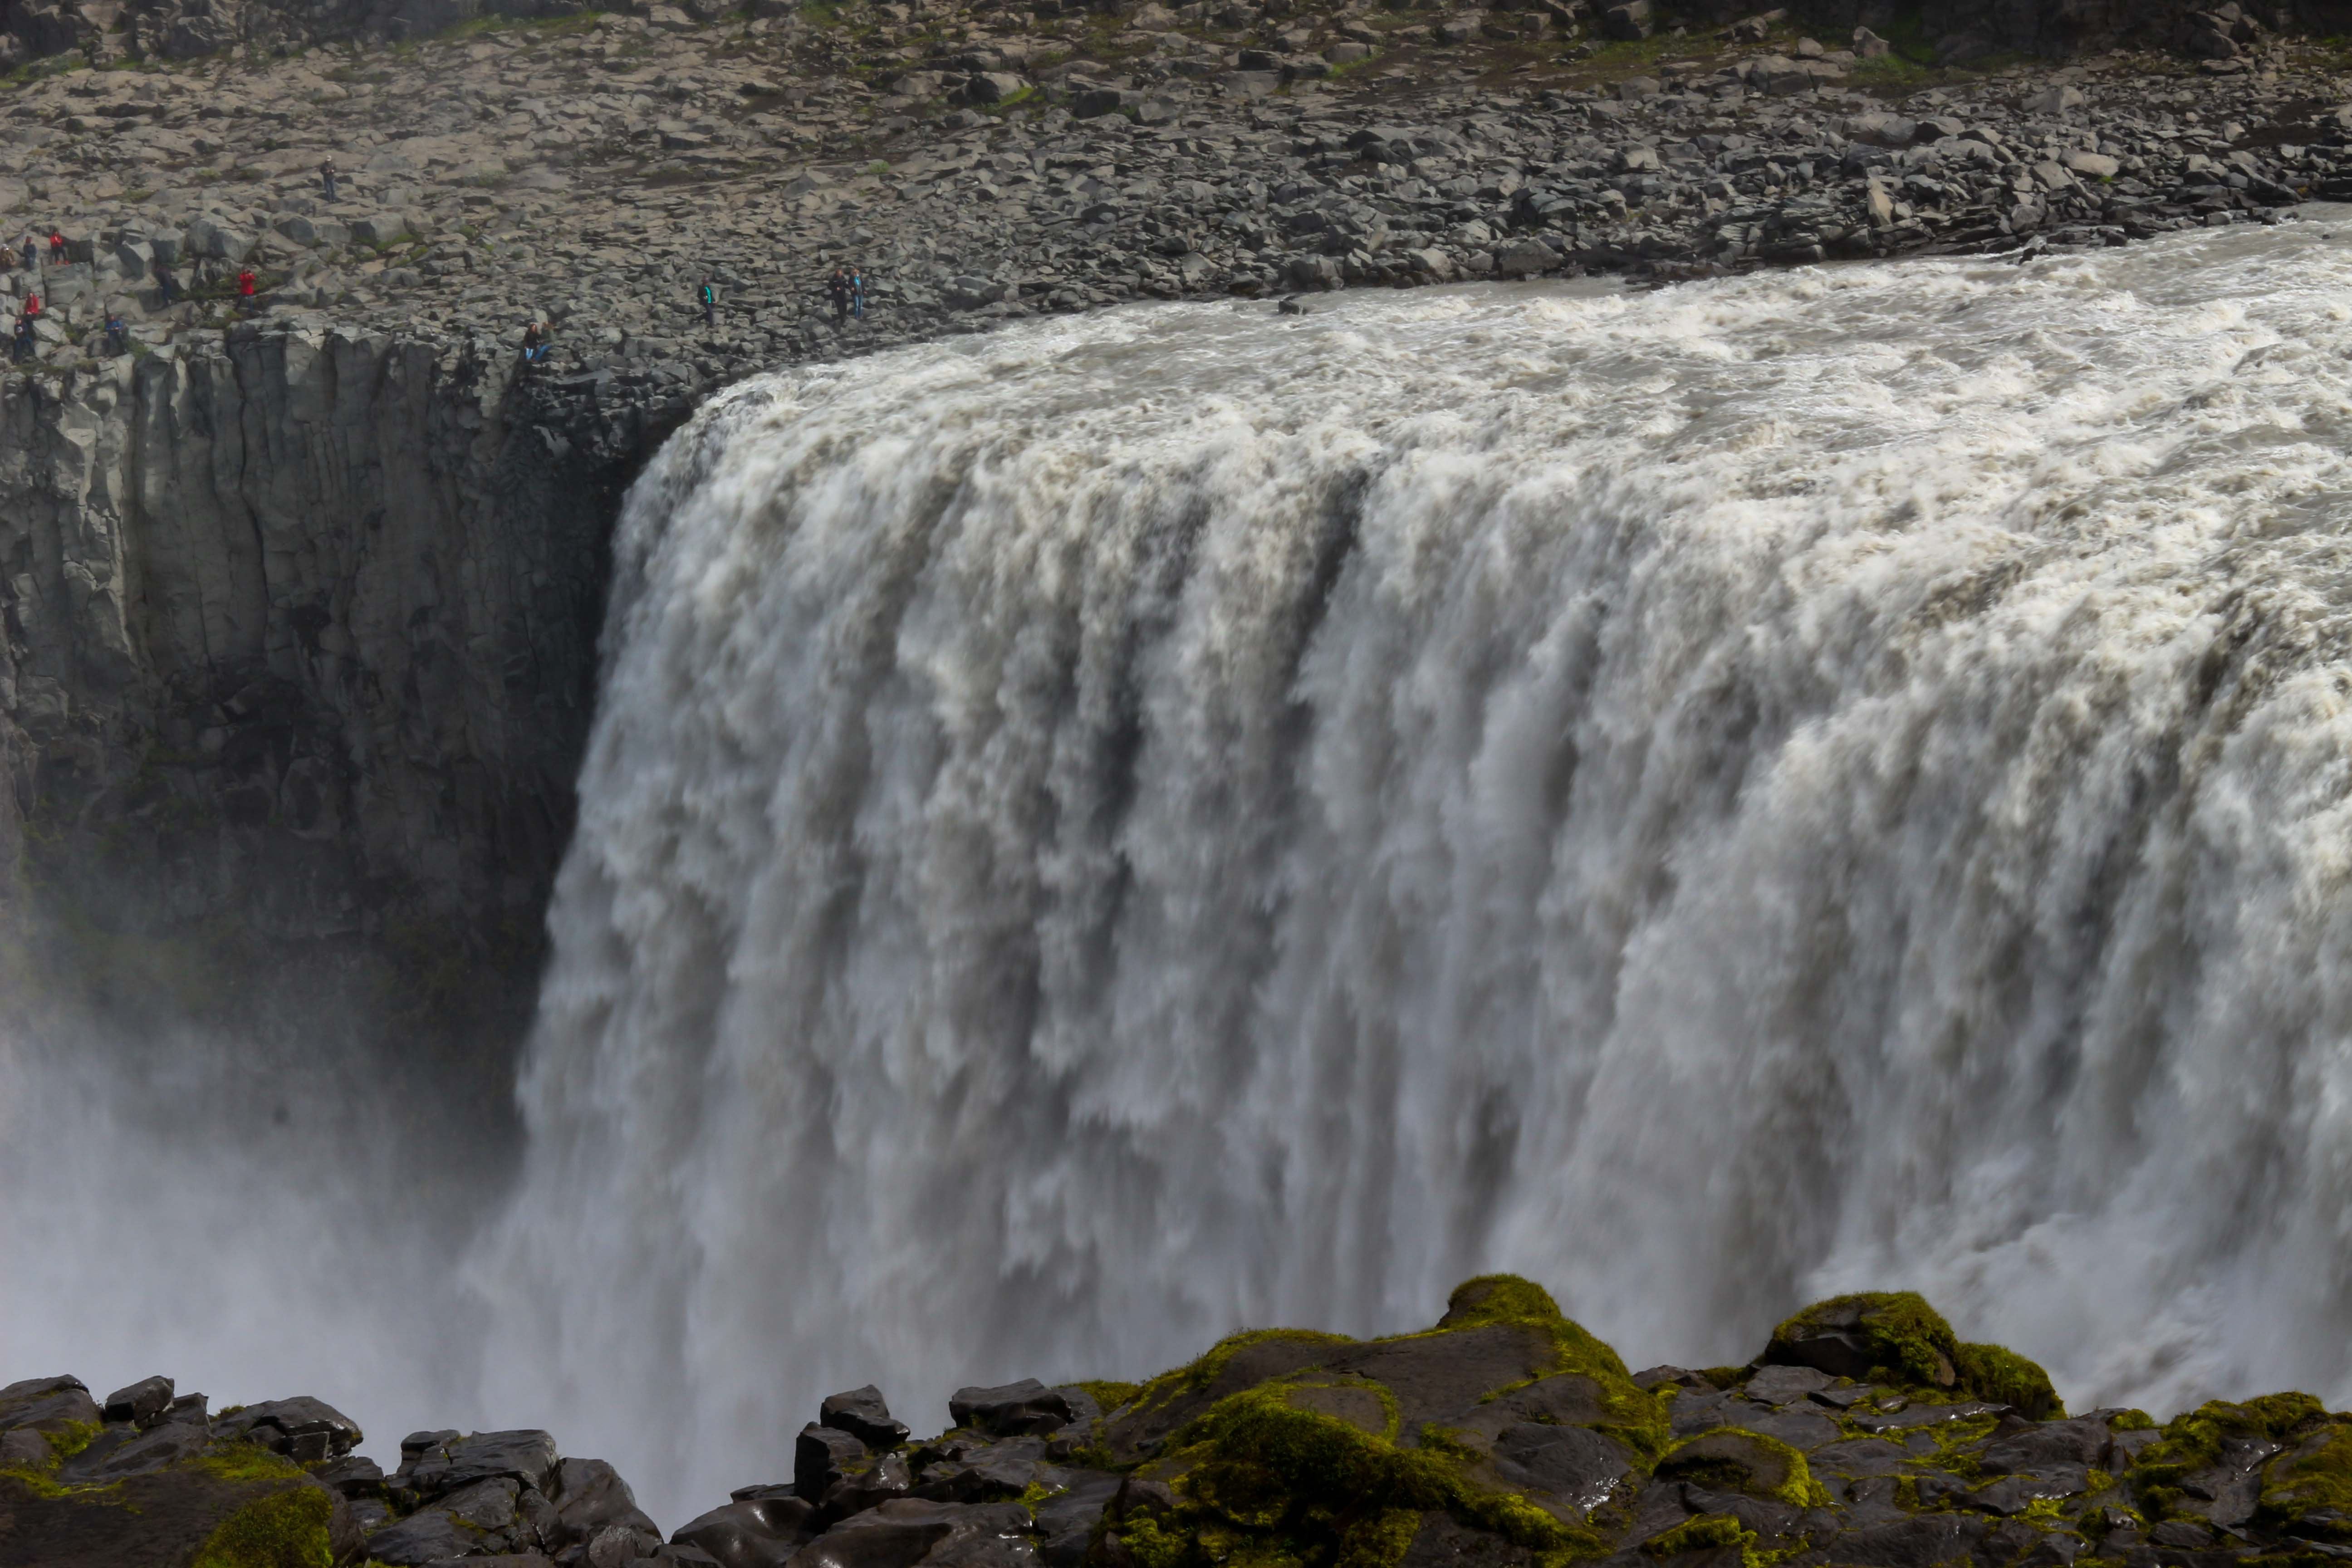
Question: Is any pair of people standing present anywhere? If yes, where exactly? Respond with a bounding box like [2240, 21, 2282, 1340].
[826, 265, 866, 323]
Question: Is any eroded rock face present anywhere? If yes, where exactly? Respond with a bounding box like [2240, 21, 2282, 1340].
[0, 318, 628, 979]
[13, 1280, 2352, 1568]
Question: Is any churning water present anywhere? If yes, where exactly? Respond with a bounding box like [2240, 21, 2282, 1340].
[469, 216, 2352, 1517]
[15, 216, 2352, 1530]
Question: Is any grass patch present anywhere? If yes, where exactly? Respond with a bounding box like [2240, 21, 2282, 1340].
[195, 1445, 308, 1485]
[1075, 1380, 1144, 1414]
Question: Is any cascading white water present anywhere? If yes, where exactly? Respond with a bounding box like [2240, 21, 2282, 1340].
[478, 216, 2352, 1524]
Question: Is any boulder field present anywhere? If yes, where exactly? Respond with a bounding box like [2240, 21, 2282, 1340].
[8, 1279, 2352, 1568]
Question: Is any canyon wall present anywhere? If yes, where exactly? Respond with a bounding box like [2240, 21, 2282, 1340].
[0, 319, 641, 1034]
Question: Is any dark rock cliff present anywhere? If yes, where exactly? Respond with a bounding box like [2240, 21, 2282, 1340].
[0, 316, 654, 1055]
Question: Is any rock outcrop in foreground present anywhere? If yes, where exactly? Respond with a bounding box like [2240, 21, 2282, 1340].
[9, 1279, 2352, 1568]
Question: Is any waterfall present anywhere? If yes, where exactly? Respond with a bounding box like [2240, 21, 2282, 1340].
[477, 220, 2352, 1522]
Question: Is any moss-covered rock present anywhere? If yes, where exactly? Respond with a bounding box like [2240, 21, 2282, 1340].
[1652, 1430, 1827, 1509]
[1764, 1294, 2063, 1415]
[1765, 1292, 1959, 1389]
[1130, 1381, 1610, 1568]
[2130, 1394, 2332, 1522]
[2260, 1423, 2352, 1541]
[1950, 1342, 2066, 1421]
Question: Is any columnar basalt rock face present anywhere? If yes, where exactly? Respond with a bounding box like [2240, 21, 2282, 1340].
[0, 318, 625, 961]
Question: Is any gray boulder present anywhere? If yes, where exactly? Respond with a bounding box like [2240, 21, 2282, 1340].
[821, 1387, 911, 1451]
[101, 1374, 175, 1427]
[798, 1423, 869, 1502]
[948, 1381, 1079, 1437]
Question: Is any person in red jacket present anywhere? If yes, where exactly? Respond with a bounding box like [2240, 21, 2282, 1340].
[21, 291, 40, 319]
[237, 268, 257, 310]
[46, 230, 62, 263]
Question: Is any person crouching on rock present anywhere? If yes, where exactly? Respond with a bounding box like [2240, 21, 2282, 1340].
[520, 318, 543, 371]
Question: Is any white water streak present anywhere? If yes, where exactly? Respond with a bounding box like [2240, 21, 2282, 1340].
[481, 220, 2352, 1522]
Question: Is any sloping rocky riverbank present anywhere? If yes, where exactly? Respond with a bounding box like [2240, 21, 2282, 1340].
[7, 1280, 2351, 1568]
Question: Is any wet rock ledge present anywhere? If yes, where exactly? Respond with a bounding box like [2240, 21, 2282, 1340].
[7, 1279, 2352, 1568]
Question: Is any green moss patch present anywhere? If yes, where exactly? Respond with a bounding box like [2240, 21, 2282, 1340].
[1950, 1343, 2065, 1420]
[194, 1443, 309, 1485]
[189, 1483, 333, 1568]
[1127, 1329, 1360, 1418]
[1642, 1513, 1757, 1558]
[1075, 1379, 1144, 1415]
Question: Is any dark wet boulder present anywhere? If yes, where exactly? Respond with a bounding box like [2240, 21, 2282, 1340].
[799, 1422, 871, 1502]
[824, 1386, 913, 1450]
[676, 1494, 818, 1568]
[54, 1417, 210, 1482]
[948, 1381, 1082, 1438]
[99, 1375, 174, 1428]
[216, 1394, 364, 1462]
[316, 1453, 387, 1497]
[1978, 1414, 2111, 1479]
[552, 1455, 664, 1544]
[398, 1427, 559, 1497]
[909, 1436, 1044, 1504]
[825, 1452, 915, 1519]
[792, 1499, 1032, 1568]
[1488, 1422, 1634, 1514]
[0, 1375, 102, 1436]
[1034, 1471, 1122, 1568]
[1740, 1365, 1833, 1406]
[367, 1504, 483, 1564]
[1319, 1323, 1560, 1438]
